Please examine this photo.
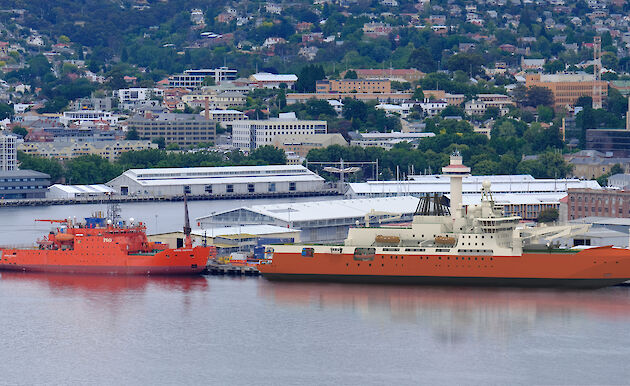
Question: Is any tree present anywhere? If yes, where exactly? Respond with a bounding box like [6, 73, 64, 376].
[295, 65, 325, 93]
[152, 137, 166, 149]
[537, 208, 559, 223]
[249, 145, 287, 165]
[526, 86, 554, 107]
[536, 105, 554, 122]
[412, 87, 425, 101]
[344, 70, 358, 79]
[408, 47, 437, 73]
[11, 126, 28, 138]
[202, 76, 216, 86]
[0, 103, 12, 120]
[126, 128, 140, 140]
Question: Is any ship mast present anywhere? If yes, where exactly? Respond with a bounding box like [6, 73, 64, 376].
[183, 192, 192, 248]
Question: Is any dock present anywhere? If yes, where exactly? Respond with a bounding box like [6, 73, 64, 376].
[203, 261, 260, 276]
[0, 190, 340, 208]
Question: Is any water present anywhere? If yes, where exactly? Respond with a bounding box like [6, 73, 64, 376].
[1, 274, 630, 385]
[2, 201, 630, 384]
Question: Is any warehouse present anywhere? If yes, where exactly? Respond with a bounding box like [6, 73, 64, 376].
[47, 184, 115, 199]
[106, 165, 327, 197]
[196, 196, 420, 242]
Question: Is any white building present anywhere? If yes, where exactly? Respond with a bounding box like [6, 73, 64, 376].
[60, 111, 118, 126]
[0, 133, 17, 171]
[248, 72, 298, 89]
[47, 184, 115, 199]
[199, 109, 248, 123]
[350, 132, 435, 149]
[196, 196, 420, 242]
[116, 88, 163, 103]
[232, 112, 327, 152]
[107, 165, 327, 197]
[419, 99, 448, 117]
[168, 68, 238, 88]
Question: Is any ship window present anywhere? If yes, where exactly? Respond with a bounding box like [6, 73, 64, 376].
[354, 248, 375, 261]
[301, 248, 315, 257]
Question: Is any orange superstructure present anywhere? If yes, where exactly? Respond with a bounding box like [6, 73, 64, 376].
[258, 153, 630, 288]
[0, 196, 213, 275]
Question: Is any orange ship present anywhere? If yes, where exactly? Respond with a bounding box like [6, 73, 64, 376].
[258, 153, 630, 288]
[0, 196, 213, 275]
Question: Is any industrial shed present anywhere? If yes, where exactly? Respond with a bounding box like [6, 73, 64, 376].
[106, 165, 327, 198]
[196, 196, 420, 242]
[47, 184, 115, 199]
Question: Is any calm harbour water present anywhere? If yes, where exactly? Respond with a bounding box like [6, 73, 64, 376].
[1, 200, 630, 385]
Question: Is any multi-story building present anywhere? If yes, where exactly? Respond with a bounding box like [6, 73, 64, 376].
[341, 69, 425, 83]
[248, 73, 298, 89]
[565, 150, 630, 179]
[115, 88, 163, 103]
[232, 112, 327, 152]
[126, 113, 216, 147]
[167, 67, 238, 89]
[316, 79, 391, 94]
[18, 139, 158, 161]
[423, 90, 465, 105]
[525, 73, 608, 110]
[0, 170, 50, 199]
[182, 91, 246, 110]
[0, 133, 17, 171]
[287, 92, 412, 105]
[60, 111, 118, 126]
[272, 134, 347, 158]
[419, 99, 448, 117]
[567, 188, 630, 220]
[350, 132, 435, 149]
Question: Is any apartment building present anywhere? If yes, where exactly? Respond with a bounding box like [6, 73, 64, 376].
[126, 113, 216, 146]
[19, 140, 158, 161]
[232, 112, 327, 152]
[0, 133, 17, 171]
[525, 73, 608, 109]
[272, 134, 347, 158]
[342, 69, 425, 83]
[115, 88, 164, 103]
[182, 91, 246, 109]
[316, 79, 391, 94]
[568, 188, 630, 220]
[60, 110, 118, 126]
[167, 67, 238, 88]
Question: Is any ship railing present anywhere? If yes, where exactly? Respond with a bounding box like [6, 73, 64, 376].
[0, 243, 38, 250]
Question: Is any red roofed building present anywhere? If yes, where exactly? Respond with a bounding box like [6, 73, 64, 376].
[341, 68, 425, 83]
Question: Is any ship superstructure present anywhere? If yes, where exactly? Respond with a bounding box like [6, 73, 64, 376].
[258, 153, 630, 288]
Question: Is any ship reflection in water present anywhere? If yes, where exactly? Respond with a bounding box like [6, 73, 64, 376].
[0, 271, 209, 294]
[259, 282, 630, 342]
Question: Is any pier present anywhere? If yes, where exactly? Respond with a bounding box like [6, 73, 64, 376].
[0, 190, 339, 208]
[203, 261, 260, 276]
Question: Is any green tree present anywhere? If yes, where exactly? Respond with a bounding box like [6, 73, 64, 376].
[412, 87, 425, 101]
[0, 103, 12, 120]
[202, 76, 216, 86]
[536, 105, 554, 122]
[344, 70, 358, 79]
[295, 64, 325, 93]
[526, 86, 554, 107]
[11, 126, 28, 137]
[537, 208, 559, 223]
[152, 137, 166, 149]
[249, 145, 287, 165]
[16, 152, 64, 183]
[125, 128, 140, 140]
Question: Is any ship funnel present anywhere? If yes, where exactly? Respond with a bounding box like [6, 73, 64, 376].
[183, 192, 192, 248]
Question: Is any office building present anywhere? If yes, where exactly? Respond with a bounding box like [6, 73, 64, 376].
[0, 133, 17, 171]
[125, 112, 215, 147]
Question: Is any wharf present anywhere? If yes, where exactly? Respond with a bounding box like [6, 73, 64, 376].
[0, 190, 339, 208]
[203, 261, 260, 276]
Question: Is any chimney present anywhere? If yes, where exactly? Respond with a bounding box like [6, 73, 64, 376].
[204, 97, 210, 120]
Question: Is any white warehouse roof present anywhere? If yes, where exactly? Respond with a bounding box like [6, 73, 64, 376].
[49, 184, 115, 195]
[197, 196, 420, 223]
[347, 175, 600, 197]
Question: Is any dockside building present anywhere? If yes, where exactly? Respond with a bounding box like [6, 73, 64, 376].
[106, 165, 327, 197]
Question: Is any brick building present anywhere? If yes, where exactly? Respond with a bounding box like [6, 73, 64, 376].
[316, 79, 391, 94]
[568, 188, 630, 220]
[525, 73, 608, 110]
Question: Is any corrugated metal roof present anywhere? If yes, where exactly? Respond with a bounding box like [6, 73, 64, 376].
[199, 196, 420, 223]
[135, 174, 324, 186]
[49, 184, 115, 194]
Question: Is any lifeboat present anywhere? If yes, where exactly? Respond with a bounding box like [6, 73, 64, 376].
[435, 236, 456, 245]
[55, 233, 75, 242]
[375, 235, 400, 244]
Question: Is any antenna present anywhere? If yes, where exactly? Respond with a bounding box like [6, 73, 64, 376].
[183, 191, 192, 248]
[593, 36, 602, 109]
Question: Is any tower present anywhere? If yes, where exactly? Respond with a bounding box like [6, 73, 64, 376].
[593, 36, 603, 110]
[442, 151, 471, 219]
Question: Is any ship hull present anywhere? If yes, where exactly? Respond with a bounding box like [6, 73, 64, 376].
[258, 246, 630, 289]
[260, 273, 626, 289]
[0, 247, 210, 276]
[0, 264, 205, 275]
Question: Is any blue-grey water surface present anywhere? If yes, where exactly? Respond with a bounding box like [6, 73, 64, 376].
[1, 200, 630, 385]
